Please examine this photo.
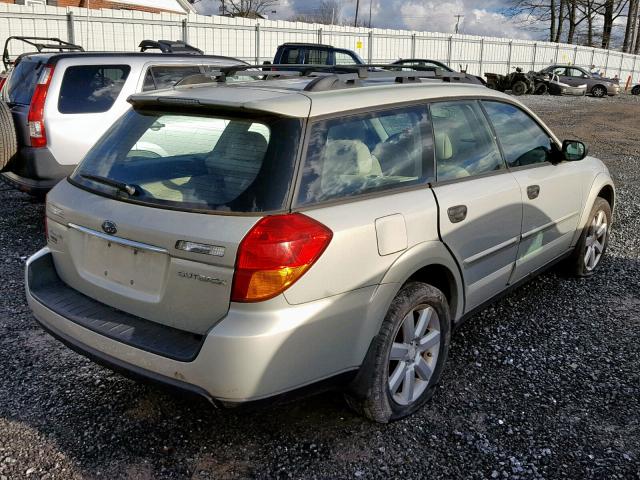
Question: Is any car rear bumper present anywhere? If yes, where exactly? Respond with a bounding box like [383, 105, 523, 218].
[2, 146, 72, 193]
[26, 248, 391, 403]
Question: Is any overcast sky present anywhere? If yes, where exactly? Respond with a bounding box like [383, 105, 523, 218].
[191, 0, 537, 40]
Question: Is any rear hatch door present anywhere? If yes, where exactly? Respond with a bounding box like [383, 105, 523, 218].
[47, 103, 304, 335]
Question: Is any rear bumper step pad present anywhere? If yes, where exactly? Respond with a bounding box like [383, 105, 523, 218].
[27, 252, 205, 362]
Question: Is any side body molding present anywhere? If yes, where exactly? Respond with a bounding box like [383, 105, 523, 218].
[379, 240, 465, 322]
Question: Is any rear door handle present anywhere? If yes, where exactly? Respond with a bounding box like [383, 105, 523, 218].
[447, 205, 467, 223]
[527, 185, 540, 199]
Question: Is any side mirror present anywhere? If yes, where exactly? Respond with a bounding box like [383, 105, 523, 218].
[562, 140, 588, 161]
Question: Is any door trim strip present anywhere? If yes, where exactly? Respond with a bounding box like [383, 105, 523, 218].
[463, 235, 520, 266]
[68, 223, 168, 254]
[521, 210, 579, 240]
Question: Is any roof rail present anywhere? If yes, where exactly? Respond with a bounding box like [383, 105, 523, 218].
[2, 36, 84, 70]
[172, 64, 481, 92]
[139, 40, 203, 55]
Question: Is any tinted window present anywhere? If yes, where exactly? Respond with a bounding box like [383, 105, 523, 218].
[431, 101, 504, 181]
[296, 105, 433, 206]
[5, 58, 44, 105]
[335, 51, 358, 65]
[58, 65, 130, 114]
[306, 48, 329, 64]
[282, 48, 300, 64]
[143, 66, 202, 91]
[482, 101, 553, 167]
[71, 110, 301, 213]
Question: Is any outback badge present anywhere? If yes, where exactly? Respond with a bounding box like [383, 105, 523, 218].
[101, 220, 118, 235]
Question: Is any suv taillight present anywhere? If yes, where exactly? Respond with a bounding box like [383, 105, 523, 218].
[28, 65, 54, 148]
[231, 213, 333, 302]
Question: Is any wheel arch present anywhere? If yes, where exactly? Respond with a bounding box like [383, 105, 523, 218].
[597, 184, 615, 211]
[572, 173, 615, 246]
[380, 241, 465, 323]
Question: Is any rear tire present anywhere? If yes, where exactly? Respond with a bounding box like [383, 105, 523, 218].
[0, 101, 17, 170]
[564, 197, 611, 277]
[631, 85, 640, 95]
[591, 85, 607, 98]
[511, 81, 528, 96]
[345, 282, 451, 423]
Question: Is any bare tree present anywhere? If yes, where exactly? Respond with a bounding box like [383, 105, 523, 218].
[288, 1, 343, 25]
[219, 0, 278, 18]
[623, 0, 639, 51]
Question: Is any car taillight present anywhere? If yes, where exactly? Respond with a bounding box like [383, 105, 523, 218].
[0, 77, 6, 92]
[28, 65, 54, 149]
[231, 213, 333, 302]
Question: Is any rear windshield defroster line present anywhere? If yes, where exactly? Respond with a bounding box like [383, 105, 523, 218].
[70, 108, 303, 215]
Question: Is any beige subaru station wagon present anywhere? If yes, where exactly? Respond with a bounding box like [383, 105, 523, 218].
[25, 68, 614, 422]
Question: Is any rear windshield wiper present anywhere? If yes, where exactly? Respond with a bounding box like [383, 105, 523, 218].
[80, 174, 138, 196]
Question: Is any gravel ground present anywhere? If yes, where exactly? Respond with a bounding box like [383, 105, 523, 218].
[0, 94, 639, 480]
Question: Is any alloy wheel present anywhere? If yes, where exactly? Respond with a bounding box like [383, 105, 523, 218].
[584, 210, 608, 272]
[388, 305, 441, 406]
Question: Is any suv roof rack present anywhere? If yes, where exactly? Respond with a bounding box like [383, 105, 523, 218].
[2, 36, 84, 69]
[139, 40, 203, 55]
[172, 64, 451, 91]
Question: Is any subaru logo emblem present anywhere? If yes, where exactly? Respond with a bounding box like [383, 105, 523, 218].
[102, 220, 118, 235]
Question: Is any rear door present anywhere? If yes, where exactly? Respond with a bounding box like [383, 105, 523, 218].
[481, 100, 583, 283]
[430, 100, 522, 311]
[45, 59, 135, 166]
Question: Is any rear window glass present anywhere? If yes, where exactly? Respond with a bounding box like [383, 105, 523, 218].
[71, 110, 302, 213]
[5, 59, 42, 105]
[283, 48, 300, 64]
[143, 65, 202, 91]
[58, 65, 130, 114]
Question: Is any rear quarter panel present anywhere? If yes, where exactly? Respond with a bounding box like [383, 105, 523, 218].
[286, 187, 441, 305]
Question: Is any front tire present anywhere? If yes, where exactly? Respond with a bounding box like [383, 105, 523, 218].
[511, 80, 528, 96]
[345, 282, 451, 423]
[565, 197, 611, 277]
[631, 85, 640, 95]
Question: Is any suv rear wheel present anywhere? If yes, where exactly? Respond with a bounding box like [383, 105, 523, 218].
[0, 101, 17, 170]
[345, 282, 451, 423]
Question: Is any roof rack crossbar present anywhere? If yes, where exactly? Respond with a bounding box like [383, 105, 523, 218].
[174, 69, 302, 87]
[138, 40, 204, 55]
[2, 36, 84, 69]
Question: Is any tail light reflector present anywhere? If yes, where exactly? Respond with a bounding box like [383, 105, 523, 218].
[28, 65, 54, 149]
[231, 213, 333, 302]
[0, 76, 6, 92]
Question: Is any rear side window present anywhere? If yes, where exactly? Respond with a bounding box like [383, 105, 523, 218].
[58, 65, 130, 114]
[282, 48, 300, 64]
[71, 110, 302, 213]
[143, 65, 202, 91]
[431, 101, 504, 181]
[296, 105, 434, 206]
[335, 51, 358, 65]
[306, 49, 329, 64]
[482, 101, 553, 167]
[5, 59, 42, 105]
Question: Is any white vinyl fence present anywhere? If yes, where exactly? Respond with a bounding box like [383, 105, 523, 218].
[1, 2, 639, 86]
